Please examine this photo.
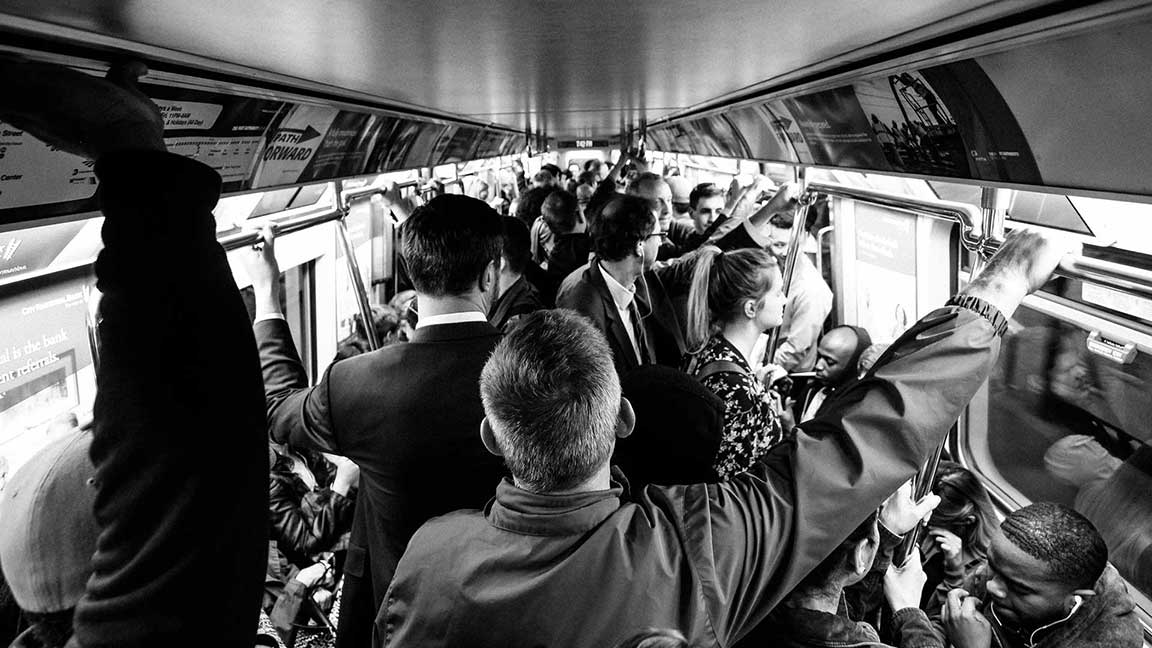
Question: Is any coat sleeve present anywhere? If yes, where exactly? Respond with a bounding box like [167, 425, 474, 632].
[269, 476, 354, 560]
[255, 318, 343, 454]
[676, 306, 1001, 644]
[70, 151, 269, 647]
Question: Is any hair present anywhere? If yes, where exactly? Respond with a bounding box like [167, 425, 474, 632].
[480, 310, 621, 493]
[625, 172, 666, 197]
[533, 169, 555, 186]
[501, 216, 532, 274]
[931, 461, 997, 559]
[515, 186, 557, 228]
[685, 246, 779, 352]
[1001, 502, 1108, 589]
[541, 163, 563, 180]
[577, 170, 598, 188]
[583, 159, 602, 172]
[591, 195, 656, 262]
[689, 182, 724, 210]
[857, 342, 890, 376]
[400, 194, 502, 297]
[541, 189, 580, 234]
[796, 511, 880, 593]
[613, 628, 692, 648]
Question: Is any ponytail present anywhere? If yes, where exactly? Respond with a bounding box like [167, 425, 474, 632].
[686, 246, 779, 354]
[686, 246, 723, 353]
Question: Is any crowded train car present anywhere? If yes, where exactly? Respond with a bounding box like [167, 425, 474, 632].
[0, 1, 1151, 647]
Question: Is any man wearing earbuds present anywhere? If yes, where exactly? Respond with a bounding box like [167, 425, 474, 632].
[936, 502, 1141, 648]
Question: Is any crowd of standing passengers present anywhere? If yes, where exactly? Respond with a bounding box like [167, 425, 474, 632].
[0, 59, 1143, 648]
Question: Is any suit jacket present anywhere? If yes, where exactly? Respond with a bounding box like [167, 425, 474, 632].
[556, 259, 688, 375]
[256, 318, 507, 647]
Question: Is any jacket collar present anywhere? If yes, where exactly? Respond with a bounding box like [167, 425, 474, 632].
[486, 478, 623, 536]
[408, 320, 501, 344]
[768, 604, 881, 646]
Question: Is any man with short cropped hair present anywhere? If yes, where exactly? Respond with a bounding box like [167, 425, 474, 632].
[379, 228, 1074, 647]
[251, 193, 508, 648]
[541, 189, 592, 290]
[799, 325, 872, 421]
[627, 172, 693, 259]
[937, 502, 1141, 648]
[489, 217, 544, 330]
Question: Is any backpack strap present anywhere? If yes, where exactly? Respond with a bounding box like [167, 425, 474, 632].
[694, 359, 748, 381]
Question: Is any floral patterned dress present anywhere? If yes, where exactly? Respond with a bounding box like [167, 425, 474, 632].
[686, 334, 785, 480]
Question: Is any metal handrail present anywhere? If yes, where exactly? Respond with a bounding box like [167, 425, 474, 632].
[340, 180, 420, 206]
[218, 207, 342, 251]
[982, 237, 1152, 301]
[806, 181, 984, 250]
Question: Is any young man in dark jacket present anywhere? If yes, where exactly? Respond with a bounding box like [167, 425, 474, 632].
[937, 502, 1142, 648]
[379, 227, 1074, 647]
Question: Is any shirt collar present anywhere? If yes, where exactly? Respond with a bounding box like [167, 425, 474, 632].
[598, 262, 636, 311]
[415, 310, 488, 329]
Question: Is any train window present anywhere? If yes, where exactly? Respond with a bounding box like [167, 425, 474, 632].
[249, 183, 329, 219]
[1068, 196, 1152, 256]
[928, 179, 982, 207]
[238, 262, 316, 380]
[967, 300, 1152, 610]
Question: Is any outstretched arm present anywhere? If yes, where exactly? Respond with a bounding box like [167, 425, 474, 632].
[0, 58, 269, 647]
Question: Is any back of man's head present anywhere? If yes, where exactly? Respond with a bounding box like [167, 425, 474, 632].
[401, 194, 503, 297]
[480, 310, 620, 493]
[795, 511, 880, 594]
[515, 186, 557, 228]
[592, 195, 656, 262]
[541, 163, 563, 181]
[1001, 503, 1108, 589]
[501, 216, 531, 275]
[542, 190, 580, 235]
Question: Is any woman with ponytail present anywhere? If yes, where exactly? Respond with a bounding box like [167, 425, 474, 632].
[683, 245, 791, 479]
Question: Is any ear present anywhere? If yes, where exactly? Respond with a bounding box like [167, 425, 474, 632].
[478, 259, 497, 293]
[479, 418, 504, 457]
[743, 299, 757, 319]
[616, 397, 636, 439]
[852, 537, 877, 575]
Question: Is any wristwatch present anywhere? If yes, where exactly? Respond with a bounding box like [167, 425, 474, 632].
[946, 294, 1009, 337]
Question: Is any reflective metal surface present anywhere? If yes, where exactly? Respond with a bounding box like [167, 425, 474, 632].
[0, 0, 1051, 138]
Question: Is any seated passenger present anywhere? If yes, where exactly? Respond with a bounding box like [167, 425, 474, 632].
[555, 195, 690, 375]
[682, 247, 791, 479]
[268, 442, 357, 569]
[762, 487, 943, 648]
[489, 217, 545, 330]
[379, 227, 1071, 647]
[920, 462, 996, 612]
[798, 325, 872, 422]
[936, 502, 1142, 648]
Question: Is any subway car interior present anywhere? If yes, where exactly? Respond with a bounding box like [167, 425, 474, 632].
[1, 0, 1152, 645]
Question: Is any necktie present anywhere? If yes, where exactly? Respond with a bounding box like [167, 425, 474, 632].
[629, 301, 649, 364]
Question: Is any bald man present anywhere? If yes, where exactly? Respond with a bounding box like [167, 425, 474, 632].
[799, 326, 872, 422]
[628, 173, 694, 259]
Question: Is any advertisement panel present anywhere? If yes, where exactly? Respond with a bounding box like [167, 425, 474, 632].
[724, 104, 798, 163]
[783, 87, 891, 170]
[854, 206, 917, 342]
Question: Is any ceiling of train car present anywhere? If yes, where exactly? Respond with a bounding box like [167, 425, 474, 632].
[0, 0, 1057, 139]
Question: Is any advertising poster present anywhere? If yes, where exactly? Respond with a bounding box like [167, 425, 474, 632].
[0, 220, 88, 283]
[497, 132, 525, 158]
[250, 104, 340, 188]
[435, 126, 484, 164]
[853, 74, 970, 178]
[783, 87, 891, 170]
[763, 100, 815, 165]
[0, 276, 94, 483]
[399, 123, 447, 170]
[0, 123, 98, 214]
[297, 111, 373, 182]
[148, 85, 285, 191]
[854, 207, 917, 342]
[685, 116, 748, 158]
[917, 59, 1041, 183]
[472, 129, 507, 160]
[724, 104, 799, 163]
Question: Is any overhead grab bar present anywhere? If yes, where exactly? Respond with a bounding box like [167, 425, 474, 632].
[218, 206, 343, 252]
[981, 237, 1152, 301]
[805, 181, 984, 251]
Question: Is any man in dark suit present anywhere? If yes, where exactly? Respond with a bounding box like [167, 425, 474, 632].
[246, 195, 507, 648]
[556, 194, 691, 375]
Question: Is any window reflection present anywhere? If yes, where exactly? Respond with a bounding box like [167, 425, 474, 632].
[984, 305, 1152, 602]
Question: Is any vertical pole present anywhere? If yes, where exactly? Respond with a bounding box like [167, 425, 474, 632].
[765, 167, 812, 364]
[336, 181, 381, 352]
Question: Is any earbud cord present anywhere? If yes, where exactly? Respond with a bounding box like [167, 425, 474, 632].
[990, 596, 1083, 648]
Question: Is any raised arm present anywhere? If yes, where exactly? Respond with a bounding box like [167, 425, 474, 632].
[242, 229, 344, 454]
[692, 229, 1072, 642]
[1, 58, 269, 648]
